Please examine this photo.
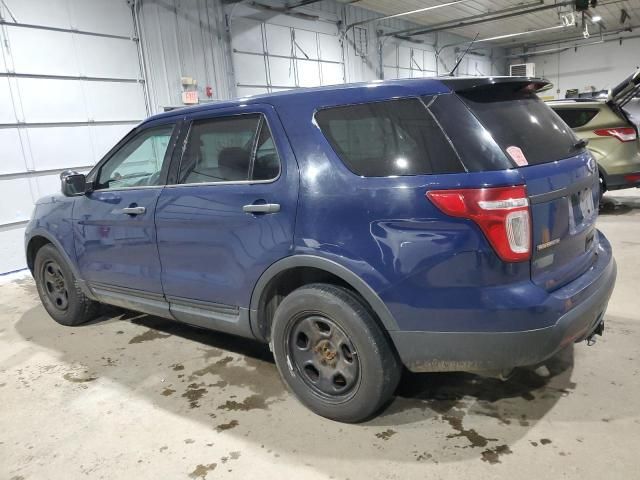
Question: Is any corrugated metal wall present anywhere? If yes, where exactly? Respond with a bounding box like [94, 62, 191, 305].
[137, 0, 506, 111]
[137, 0, 234, 112]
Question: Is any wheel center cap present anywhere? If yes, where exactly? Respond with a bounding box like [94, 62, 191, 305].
[314, 340, 337, 364]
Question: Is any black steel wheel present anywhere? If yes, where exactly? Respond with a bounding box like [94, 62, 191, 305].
[41, 259, 69, 311]
[287, 313, 360, 400]
[271, 283, 401, 423]
[34, 244, 99, 326]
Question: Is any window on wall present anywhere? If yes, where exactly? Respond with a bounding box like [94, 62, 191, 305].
[178, 115, 280, 184]
[316, 98, 463, 177]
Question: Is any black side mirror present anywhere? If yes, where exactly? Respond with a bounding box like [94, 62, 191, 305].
[61, 173, 88, 197]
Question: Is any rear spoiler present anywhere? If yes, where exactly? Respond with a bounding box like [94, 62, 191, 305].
[439, 76, 550, 94]
[608, 68, 640, 108]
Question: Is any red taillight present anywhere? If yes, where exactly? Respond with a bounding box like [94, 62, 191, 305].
[624, 173, 640, 183]
[427, 185, 531, 262]
[593, 127, 637, 142]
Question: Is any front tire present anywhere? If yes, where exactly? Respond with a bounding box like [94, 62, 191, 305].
[270, 283, 401, 422]
[34, 244, 99, 326]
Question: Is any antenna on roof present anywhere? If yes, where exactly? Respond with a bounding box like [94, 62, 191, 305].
[448, 32, 479, 77]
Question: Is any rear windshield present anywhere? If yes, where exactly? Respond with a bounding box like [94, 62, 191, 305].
[457, 85, 580, 165]
[315, 98, 464, 177]
[551, 108, 599, 128]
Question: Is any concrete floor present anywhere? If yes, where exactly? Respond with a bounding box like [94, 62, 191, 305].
[1, 192, 639, 480]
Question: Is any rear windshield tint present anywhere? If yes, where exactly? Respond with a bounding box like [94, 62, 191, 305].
[551, 108, 599, 128]
[315, 98, 464, 177]
[457, 85, 580, 165]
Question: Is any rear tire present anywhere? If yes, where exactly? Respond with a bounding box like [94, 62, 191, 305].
[270, 283, 401, 422]
[34, 244, 99, 326]
[599, 171, 606, 203]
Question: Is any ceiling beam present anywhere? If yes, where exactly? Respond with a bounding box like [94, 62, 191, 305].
[498, 23, 638, 51]
[383, 1, 577, 38]
[345, 0, 471, 31]
[383, 1, 543, 37]
[285, 0, 324, 9]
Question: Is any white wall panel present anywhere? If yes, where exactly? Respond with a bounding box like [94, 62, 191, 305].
[18, 78, 87, 123]
[424, 51, 437, 72]
[69, 0, 133, 37]
[35, 80, 94, 122]
[84, 82, 146, 121]
[77, 36, 140, 79]
[89, 124, 135, 161]
[318, 33, 341, 62]
[232, 19, 264, 53]
[383, 66, 397, 80]
[295, 30, 319, 60]
[0, 129, 27, 175]
[398, 47, 411, 69]
[320, 63, 343, 86]
[237, 86, 269, 97]
[0, 226, 28, 273]
[0, 78, 17, 123]
[234, 54, 267, 86]
[4, 0, 71, 29]
[269, 57, 296, 87]
[265, 24, 291, 56]
[28, 126, 94, 171]
[297, 60, 320, 87]
[412, 51, 423, 71]
[5, 27, 79, 76]
[0, 178, 35, 224]
[33, 173, 64, 199]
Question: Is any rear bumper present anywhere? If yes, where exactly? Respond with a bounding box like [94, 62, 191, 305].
[604, 171, 640, 190]
[390, 239, 617, 373]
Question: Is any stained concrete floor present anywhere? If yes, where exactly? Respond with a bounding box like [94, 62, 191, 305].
[1, 192, 639, 480]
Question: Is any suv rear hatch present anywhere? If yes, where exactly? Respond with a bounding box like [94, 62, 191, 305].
[436, 78, 600, 291]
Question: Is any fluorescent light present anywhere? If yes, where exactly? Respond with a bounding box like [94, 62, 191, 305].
[591, 14, 602, 22]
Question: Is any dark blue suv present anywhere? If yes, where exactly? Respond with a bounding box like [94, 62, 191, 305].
[26, 77, 616, 422]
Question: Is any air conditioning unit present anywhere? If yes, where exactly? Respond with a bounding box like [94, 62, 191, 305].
[510, 63, 535, 77]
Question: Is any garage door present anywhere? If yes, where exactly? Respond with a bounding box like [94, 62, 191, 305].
[0, 0, 147, 273]
[382, 41, 494, 79]
[382, 41, 438, 79]
[230, 16, 345, 97]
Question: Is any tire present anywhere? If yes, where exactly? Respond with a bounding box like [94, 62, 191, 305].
[599, 172, 606, 204]
[34, 244, 99, 326]
[270, 283, 401, 423]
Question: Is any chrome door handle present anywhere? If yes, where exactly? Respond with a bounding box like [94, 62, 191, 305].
[121, 206, 146, 215]
[242, 203, 280, 214]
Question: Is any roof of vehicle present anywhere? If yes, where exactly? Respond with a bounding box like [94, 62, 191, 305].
[144, 76, 548, 124]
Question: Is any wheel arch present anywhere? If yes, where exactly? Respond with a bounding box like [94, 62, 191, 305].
[25, 229, 95, 300]
[249, 255, 398, 342]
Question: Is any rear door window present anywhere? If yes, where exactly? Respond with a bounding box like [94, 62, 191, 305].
[456, 85, 581, 165]
[552, 108, 599, 128]
[178, 115, 280, 184]
[315, 98, 464, 177]
[179, 115, 259, 184]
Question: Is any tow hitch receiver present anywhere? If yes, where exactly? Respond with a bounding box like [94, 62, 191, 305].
[587, 320, 605, 346]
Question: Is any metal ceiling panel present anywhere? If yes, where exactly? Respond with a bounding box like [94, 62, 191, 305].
[340, 0, 640, 48]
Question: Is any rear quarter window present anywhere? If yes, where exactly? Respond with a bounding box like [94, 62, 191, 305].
[457, 85, 580, 166]
[315, 98, 464, 177]
[551, 108, 599, 128]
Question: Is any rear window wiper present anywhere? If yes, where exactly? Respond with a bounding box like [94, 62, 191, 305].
[573, 138, 589, 150]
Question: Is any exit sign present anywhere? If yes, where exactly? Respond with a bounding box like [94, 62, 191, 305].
[182, 91, 199, 104]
